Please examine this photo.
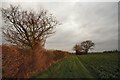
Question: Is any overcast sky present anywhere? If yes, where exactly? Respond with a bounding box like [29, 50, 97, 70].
[1, 1, 118, 52]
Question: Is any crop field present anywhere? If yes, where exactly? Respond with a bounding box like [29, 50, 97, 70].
[34, 53, 119, 78]
[78, 53, 120, 78]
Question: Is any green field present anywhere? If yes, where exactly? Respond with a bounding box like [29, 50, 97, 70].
[78, 53, 119, 78]
[33, 53, 119, 78]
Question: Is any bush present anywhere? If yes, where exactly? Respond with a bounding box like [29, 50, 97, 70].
[2, 44, 24, 78]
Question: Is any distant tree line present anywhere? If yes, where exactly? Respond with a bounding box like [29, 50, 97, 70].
[73, 40, 120, 55]
[103, 50, 120, 53]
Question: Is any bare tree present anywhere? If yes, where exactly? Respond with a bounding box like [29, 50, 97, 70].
[2, 5, 59, 50]
[73, 44, 82, 55]
[81, 40, 95, 54]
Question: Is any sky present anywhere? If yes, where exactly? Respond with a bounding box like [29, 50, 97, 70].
[0, 0, 119, 52]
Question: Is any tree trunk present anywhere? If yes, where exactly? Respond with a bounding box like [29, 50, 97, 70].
[76, 50, 79, 55]
[85, 49, 88, 54]
[31, 49, 36, 67]
[31, 42, 43, 67]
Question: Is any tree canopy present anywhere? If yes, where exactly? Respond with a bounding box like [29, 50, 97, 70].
[73, 40, 95, 54]
[81, 40, 95, 54]
[2, 5, 59, 49]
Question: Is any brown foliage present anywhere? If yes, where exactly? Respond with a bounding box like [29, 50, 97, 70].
[1, 44, 70, 78]
[2, 44, 24, 78]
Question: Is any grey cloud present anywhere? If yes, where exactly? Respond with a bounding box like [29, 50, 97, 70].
[68, 2, 118, 51]
[47, 3, 118, 51]
[1, 2, 118, 52]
